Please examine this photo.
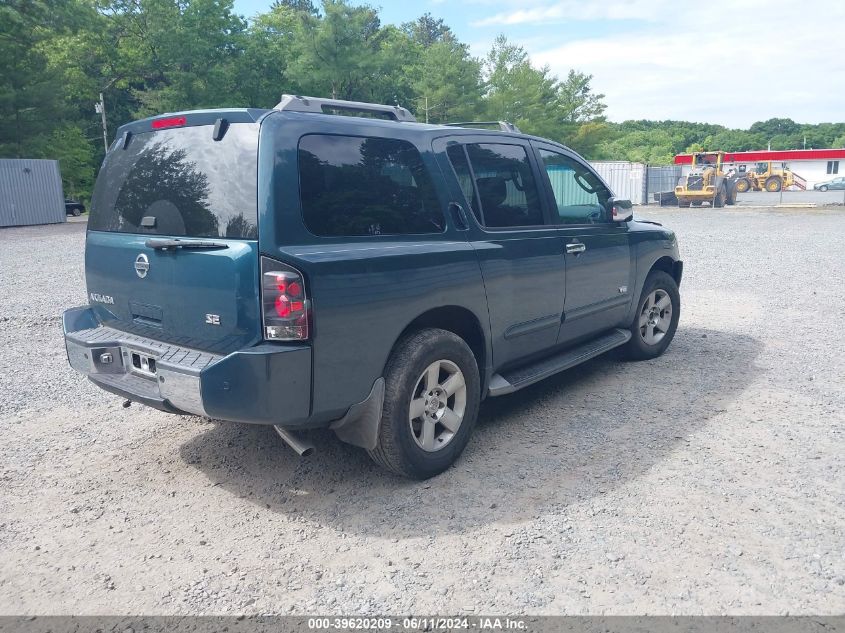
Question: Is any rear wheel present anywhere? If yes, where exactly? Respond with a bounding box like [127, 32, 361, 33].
[678, 200, 691, 208]
[713, 187, 725, 207]
[71, 208, 82, 216]
[735, 178, 751, 193]
[622, 271, 680, 361]
[765, 176, 782, 192]
[369, 328, 480, 479]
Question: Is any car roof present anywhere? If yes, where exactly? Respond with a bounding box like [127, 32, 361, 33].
[113, 107, 574, 154]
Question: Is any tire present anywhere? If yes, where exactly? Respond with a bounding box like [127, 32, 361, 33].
[71, 208, 81, 216]
[735, 178, 751, 193]
[765, 176, 782, 192]
[621, 270, 680, 361]
[819, 185, 829, 192]
[369, 328, 481, 479]
[678, 200, 690, 208]
[726, 185, 737, 206]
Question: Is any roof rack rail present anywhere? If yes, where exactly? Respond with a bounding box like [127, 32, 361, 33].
[444, 121, 521, 133]
[274, 94, 416, 122]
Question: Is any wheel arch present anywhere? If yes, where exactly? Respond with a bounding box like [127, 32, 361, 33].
[389, 305, 489, 390]
[649, 255, 683, 287]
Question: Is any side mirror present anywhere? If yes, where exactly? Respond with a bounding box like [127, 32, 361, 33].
[608, 197, 633, 222]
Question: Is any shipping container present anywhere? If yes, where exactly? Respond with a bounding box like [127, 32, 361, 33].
[0, 159, 65, 227]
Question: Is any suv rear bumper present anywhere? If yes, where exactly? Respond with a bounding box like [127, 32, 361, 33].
[62, 306, 312, 427]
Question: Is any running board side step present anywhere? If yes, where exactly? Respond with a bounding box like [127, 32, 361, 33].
[487, 328, 631, 397]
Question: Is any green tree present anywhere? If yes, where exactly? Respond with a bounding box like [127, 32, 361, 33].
[749, 117, 801, 138]
[289, 0, 387, 101]
[236, 4, 299, 107]
[407, 39, 482, 123]
[48, 124, 96, 199]
[0, 0, 75, 156]
[402, 13, 455, 48]
[482, 35, 562, 139]
[270, 0, 316, 14]
[599, 129, 679, 164]
[557, 70, 605, 124]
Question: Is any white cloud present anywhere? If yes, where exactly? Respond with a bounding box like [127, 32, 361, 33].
[474, 0, 669, 26]
[481, 0, 845, 127]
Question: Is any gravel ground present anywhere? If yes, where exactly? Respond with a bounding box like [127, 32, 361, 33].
[731, 190, 845, 207]
[0, 208, 843, 615]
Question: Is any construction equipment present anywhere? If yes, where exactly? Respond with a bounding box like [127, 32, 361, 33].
[734, 161, 806, 192]
[675, 152, 738, 208]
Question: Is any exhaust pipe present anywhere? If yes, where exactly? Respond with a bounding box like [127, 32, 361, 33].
[273, 425, 315, 457]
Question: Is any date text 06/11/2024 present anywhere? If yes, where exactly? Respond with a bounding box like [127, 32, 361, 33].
[306, 617, 527, 630]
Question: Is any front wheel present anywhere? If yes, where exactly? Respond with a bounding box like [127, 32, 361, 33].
[819, 185, 828, 192]
[621, 271, 680, 361]
[369, 328, 480, 479]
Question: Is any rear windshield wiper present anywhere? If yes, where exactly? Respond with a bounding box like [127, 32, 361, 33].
[145, 238, 229, 251]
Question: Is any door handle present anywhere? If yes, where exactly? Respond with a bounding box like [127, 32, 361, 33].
[449, 202, 468, 230]
[566, 242, 586, 254]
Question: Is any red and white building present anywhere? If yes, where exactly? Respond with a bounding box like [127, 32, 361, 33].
[675, 148, 845, 189]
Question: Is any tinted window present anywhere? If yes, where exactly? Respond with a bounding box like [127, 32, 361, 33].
[89, 123, 258, 238]
[445, 144, 481, 222]
[298, 135, 443, 237]
[465, 143, 543, 228]
[539, 149, 609, 224]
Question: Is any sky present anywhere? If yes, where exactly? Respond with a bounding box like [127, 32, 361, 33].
[231, 0, 845, 129]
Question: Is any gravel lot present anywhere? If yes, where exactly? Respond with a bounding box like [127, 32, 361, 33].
[731, 190, 845, 207]
[0, 208, 843, 615]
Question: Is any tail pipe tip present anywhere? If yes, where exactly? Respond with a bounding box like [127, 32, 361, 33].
[273, 425, 315, 457]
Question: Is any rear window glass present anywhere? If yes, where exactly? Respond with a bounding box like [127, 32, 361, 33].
[89, 123, 258, 238]
[298, 134, 443, 237]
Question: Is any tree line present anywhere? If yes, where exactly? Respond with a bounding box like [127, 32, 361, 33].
[2, 0, 844, 202]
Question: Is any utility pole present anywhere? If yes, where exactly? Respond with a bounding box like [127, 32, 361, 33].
[414, 96, 443, 125]
[95, 93, 108, 152]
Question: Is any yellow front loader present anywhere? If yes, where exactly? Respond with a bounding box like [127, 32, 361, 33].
[734, 162, 806, 192]
[675, 152, 738, 208]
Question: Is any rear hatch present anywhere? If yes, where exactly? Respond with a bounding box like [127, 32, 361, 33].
[86, 112, 262, 354]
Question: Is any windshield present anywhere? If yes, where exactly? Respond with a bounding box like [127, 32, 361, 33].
[89, 123, 258, 238]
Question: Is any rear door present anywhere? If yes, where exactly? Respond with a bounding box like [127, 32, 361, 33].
[435, 135, 566, 368]
[86, 116, 262, 354]
[532, 143, 633, 345]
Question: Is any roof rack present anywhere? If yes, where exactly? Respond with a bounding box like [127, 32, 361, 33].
[274, 94, 416, 122]
[444, 121, 522, 133]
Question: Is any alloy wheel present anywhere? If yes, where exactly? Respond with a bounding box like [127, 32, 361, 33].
[639, 289, 673, 345]
[409, 359, 467, 452]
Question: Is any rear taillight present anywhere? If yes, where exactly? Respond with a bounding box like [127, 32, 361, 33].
[261, 257, 309, 341]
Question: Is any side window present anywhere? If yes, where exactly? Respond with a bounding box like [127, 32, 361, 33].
[539, 149, 610, 224]
[445, 144, 481, 223]
[464, 143, 544, 228]
[298, 134, 444, 237]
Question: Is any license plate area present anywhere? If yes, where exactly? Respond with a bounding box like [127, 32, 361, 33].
[129, 351, 157, 377]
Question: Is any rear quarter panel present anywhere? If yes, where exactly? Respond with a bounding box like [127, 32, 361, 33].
[257, 113, 490, 421]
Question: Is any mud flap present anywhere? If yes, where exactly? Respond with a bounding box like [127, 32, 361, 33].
[329, 378, 385, 450]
